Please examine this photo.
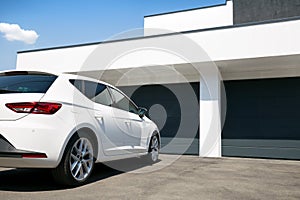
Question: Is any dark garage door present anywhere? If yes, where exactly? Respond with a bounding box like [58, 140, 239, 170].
[120, 82, 199, 155]
[222, 78, 300, 160]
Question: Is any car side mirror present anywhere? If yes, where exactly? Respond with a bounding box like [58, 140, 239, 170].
[138, 107, 147, 118]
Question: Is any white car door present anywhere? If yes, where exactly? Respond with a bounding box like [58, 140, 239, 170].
[70, 79, 147, 156]
[108, 87, 147, 154]
[75, 80, 126, 156]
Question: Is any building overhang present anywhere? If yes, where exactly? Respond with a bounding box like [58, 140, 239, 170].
[218, 54, 300, 80]
[73, 53, 300, 86]
[16, 17, 300, 83]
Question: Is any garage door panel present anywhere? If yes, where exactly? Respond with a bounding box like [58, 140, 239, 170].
[223, 78, 300, 159]
[161, 137, 199, 155]
[222, 139, 300, 148]
[120, 82, 199, 155]
[222, 146, 300, 160]
[223, 118, 260, 139]
[225, 119, 300, 140]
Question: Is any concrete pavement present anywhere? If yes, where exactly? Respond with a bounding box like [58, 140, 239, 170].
[0, 155, 299, 200]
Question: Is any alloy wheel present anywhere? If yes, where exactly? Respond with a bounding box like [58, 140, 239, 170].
[150, 136, 159, 162]
[69, 138, 94, 181]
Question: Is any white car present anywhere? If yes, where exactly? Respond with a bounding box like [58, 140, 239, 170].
[0, 70, 160, 185]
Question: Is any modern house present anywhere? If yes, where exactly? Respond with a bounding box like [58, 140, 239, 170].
[16, 0, 300, 159]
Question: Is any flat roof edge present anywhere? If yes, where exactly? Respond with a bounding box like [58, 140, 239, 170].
[18, 16, 300, 54]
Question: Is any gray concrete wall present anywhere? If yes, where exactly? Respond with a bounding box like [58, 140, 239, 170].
[233, 0, 300, 24]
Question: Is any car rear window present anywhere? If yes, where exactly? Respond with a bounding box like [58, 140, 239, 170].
[0, 74, 57, 94]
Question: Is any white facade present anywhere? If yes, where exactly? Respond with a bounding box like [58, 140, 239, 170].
[17, 19, 300, 86]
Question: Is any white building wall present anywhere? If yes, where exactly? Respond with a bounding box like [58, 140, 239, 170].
[144, 1, 233, 34]
[17, 19, 300, 74]
[16, 45, 98, 74]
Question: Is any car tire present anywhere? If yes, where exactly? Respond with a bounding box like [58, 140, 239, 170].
[144, 134, 159, 164]
[52, 134, 95, 186]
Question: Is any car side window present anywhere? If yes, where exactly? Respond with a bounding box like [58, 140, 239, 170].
[70, 79, 113, 106]
[109, 87, 138, 114]
[92, 85, 112, 106]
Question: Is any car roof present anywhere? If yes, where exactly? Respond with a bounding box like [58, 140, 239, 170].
[62, 73, 139, 108]
[62, 73, 117, 89]
[0, 70, 59, 76]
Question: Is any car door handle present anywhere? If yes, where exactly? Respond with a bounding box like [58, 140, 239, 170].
[124, 121, 131, 125]
[95, 116, 103, 119]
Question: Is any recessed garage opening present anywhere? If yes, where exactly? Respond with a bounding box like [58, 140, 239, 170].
[222, 77, 300, 160]
[120, 82, 199, 155]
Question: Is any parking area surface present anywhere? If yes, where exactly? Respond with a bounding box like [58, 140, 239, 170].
[0, 155, 299, 200]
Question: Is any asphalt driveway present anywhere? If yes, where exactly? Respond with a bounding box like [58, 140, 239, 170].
[0, 155, 299, 200]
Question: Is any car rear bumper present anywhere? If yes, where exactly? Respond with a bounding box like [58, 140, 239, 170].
[0, 114, 74, 168]
[0, 134, 53, 168]
[0, 134, 47, 158]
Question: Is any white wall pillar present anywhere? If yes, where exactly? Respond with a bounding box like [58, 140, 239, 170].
[199, 68, 222, 157]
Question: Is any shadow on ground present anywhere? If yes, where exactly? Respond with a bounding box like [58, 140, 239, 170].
[0, 157, 160, 192]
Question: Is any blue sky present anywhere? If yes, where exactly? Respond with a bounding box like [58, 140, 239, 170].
[0, 0, 225, 71]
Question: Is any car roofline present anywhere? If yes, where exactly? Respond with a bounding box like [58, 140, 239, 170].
[62, 73, 117, 88]
[62, 74, 139, 108]
[0, 69, 60, 76]
[0, 70, 132, 99]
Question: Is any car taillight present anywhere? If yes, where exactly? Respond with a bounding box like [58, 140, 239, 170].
[5, 102, 62, 114]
